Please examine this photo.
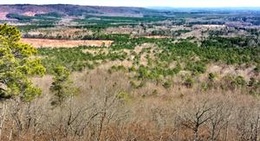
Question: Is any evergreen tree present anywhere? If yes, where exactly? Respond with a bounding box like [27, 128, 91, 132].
[0, 24, 46, 101]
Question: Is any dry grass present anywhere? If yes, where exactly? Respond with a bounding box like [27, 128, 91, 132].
[21, 38, 113, 48]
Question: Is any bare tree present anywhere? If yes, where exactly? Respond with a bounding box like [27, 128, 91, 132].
[235, 104, 260, 141]
[0, 101, 7, 139]
[177, 97, 215, 141]
[207, 101, 232, 141]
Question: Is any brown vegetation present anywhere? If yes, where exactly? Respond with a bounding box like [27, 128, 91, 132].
[0, 68, 259, 141]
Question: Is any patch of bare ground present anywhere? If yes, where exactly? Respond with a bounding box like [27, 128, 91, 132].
[21, 38, 113, 48]
[140, 53, 149, 66]
[134, 43, 156, 54]
[143, 35, 170, 39]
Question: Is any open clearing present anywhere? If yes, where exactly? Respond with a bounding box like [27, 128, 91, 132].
[21, 38, 113, 48]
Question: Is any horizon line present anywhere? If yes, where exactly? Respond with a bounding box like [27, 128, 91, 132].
[1, 4, 260, 9]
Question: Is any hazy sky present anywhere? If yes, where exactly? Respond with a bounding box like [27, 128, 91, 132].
[1, 0, 260, 7]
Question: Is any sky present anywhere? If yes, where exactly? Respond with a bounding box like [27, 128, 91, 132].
[1, 0, 260, 8]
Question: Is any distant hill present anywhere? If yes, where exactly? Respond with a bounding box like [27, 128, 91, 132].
[0, 4, 163, 20]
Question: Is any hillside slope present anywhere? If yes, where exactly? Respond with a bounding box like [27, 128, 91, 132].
[0, 4, 161, 19]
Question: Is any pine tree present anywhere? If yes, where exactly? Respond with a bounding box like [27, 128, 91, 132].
[0, 24, 46, 101]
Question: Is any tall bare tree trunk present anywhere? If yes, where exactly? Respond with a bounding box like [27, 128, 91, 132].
[0, 102, 7, 139]
[194, 124, 199, 141]
[9, 121, 14, 141]
[97, 96, 108, 141]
